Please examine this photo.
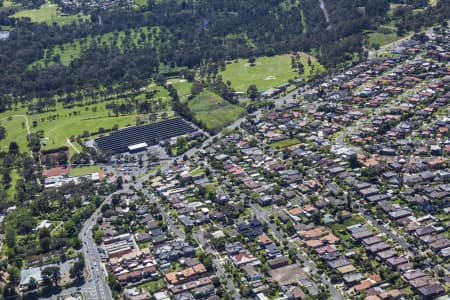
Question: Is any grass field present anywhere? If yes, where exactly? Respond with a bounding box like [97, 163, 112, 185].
[368, 32, 400, 48]
[188, 90, 245, 130]
[0, 83, 171, 155]
[367, 24, 401, 49]
[270, 138, 300, 149]
[0, 115, 29, 153]
[3, 0, 20, 7]
[30, 26, 161, 68]
[220, 54, 324, 93]
[69, 165, 101, 177]
[138, 279, 166, 293]
[11, 3, 88, 25]
[167, 78, 192, 103]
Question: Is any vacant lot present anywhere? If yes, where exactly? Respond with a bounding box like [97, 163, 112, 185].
[188, 90, 245, 130]
[270, 138, 300, 149]
[269, 264, 307, 285]
[220, 54, 324, 92]
[11, 3, 88, 25]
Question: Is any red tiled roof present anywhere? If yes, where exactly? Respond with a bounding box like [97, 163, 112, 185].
[43, 167, 70, 177]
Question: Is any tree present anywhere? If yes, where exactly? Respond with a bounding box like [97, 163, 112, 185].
[348, 154, 360, 168]
[190, 82, 204, 95]
[346, 193, 353, 211]
[365, 0, 389, 17]
[8, 141, 19, 155]
[212, 276, 221, 287]
[70, 254, 85, 279]
[6, 208, 37, 235]
[28, 277, 39, 291]
[2, 169, 11, 187]
[107, 273, 122, 293]
[40, 236, 52, 253]
[0, 125, 6, 140]
[42, 266, 60, 286]
[247, 84, 260, 101]
[198, 252, 214, 271]
[7, 266, 20, 285]
[176, 136, 187, 153]
[5, 227, 16, 249]
[116, 176, 123, 189]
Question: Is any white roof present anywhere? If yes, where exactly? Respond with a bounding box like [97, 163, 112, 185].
[128, 142, 148, 151]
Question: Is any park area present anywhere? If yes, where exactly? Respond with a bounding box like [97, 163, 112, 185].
[220, 54, 324, 93]
[188, 90, 245, 130]
[30, 26, 161, 68]
[167, 78, 193, 103]
[11, 3, 88, 25]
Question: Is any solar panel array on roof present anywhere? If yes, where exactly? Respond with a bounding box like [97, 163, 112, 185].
[95, 118, 196, 154]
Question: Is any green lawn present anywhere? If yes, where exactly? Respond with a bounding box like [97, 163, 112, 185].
[188, 90, 245, 130]
[0, 83, 172, 155]
[0, 166, 19, 200]
[138, 279, 166, 293]
[30, 26, 161, 68]
[219, 53, 324, 93]
[3, 0, 20, 7]
[367, 31, 401, 48]
[133, 0, 148, 8]
[0, 114, 29, 153]
[366, 23, 402, 49]
[69, 165, 101, 177]
[191, 167, 204, 176]
[11, 3, 88, 25]
[270, 138, 300, 149]
[167, 78, 193, 103]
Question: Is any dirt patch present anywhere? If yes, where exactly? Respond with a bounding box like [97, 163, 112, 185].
[269, 264, 307, 285]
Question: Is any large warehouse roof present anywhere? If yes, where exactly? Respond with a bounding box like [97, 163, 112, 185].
[95, 118, 196, 154]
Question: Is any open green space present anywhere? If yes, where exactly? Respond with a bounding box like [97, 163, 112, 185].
[2, 0, 20, 7]
[0, 115, 29, 153]
[220, 54, 324, 93]
[1, 168, 20, 197]
[367, 31, 400, 48]
[138, 278, 165, 293]
[69, 165, 101, 177]
[191, 167, 204, 176]
[270, 138, 300, 149]
[188, 90, 245, 130]
[0, 83, 171, 155]
[366, 24, 402, 49]
[167, 78, 193, 103]
[11, 3, 88, 25]
[30, 26, 161, 68]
